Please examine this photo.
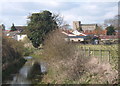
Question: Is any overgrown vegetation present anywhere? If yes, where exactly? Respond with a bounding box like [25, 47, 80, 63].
[2, 36, 26, 81]
[43, 29, 76, 61]
[78, 44, 118, 70]
[2, 36, 25, 65]
[19, 29, 119, 84]
[32, 30, 118, 84]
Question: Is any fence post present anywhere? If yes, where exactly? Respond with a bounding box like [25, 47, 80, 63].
[84, 47, 86, 57]
[99, 50, 102, 61]
[108, 50, 110, 63]
[100, 50, 103, 61]
[81, 47, 83, 57]
[88, 47, 90, 57]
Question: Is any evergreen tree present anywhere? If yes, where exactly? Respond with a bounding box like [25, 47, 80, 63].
[105, 25, 115, 35]
[27, 10, 58, 48]
[2, 24, 5, 30]
[11, 23, 17, 31]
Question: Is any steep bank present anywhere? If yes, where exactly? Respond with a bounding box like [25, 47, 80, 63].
[2, 36, 26, 82]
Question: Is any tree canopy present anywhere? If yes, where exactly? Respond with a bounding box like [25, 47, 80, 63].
[105, 25, 115, 35]
[2, 24, 5, 30]
[94, 25, 103, 36]
[11, 23, 17, 31]
[104, 15, 120, 29]
[27, 10, 58, 48]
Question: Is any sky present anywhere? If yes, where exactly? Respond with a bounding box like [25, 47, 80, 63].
[0, 0, 119, 30]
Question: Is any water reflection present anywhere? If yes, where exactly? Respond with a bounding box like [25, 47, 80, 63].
[40, 62, 47, 74]
[4, 56, 47, 85]
[19, 66, 32, 78]
[24, 56, 32, 60]
[11, 74, 31, 85]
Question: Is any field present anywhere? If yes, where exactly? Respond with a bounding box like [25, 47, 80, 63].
[78, 44, 118, 50]
[78, 44, 119, 70]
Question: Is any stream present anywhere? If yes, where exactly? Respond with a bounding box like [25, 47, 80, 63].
[3, 56, 47, 85]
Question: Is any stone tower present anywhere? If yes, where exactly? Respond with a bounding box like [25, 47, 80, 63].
[73, 21, 81, 30]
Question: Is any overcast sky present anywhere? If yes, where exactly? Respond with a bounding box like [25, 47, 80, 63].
[0, 0, 119, 30]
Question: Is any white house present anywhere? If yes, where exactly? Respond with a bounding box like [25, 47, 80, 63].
[14, 34, 27, 41]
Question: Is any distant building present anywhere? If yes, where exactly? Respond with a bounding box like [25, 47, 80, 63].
[14, 34, 27, 41]
[81, 24, 97, 32]
[73, 21, 97, 32]
[15, 26, 26, 32]
[2, 26, 27, 41]
[73, 21, 81, 30]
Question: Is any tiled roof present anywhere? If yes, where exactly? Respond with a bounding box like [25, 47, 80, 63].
[15, 26, 26, 31]
[100, 35, 119, 39]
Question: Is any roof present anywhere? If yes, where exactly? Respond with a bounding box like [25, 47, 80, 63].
[100, 35, 119, 39]
[72, 30, 87, 36]
[83, 30, 107, 35]
[15, 26, 26, 31]
[68, 36, 88, 38]
[2, 30, 10, 36]
[6, 31, 20, 37]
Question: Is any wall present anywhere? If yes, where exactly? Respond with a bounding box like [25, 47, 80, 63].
[73, 21, 81, 30]
[16, 35, 27, 41]
[81, 25, 96, 32]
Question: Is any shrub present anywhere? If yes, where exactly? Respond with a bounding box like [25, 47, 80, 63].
[41, 29, 118, 84]
[2, 36, 25, 64]
[43, 29, 76, 61]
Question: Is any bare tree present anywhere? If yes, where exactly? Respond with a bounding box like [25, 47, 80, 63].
[104, 15, 120, 29]
[53, 13, 64, 27]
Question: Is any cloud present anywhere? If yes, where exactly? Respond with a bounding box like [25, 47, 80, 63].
[0, 1, 118, 29]
[0, 0, 119, 2]
[61, 2, 118, 27]
[1, 2, 27, 16]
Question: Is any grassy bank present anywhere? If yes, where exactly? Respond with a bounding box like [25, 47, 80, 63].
[21, 30, 119, 84]
[2, 36, 26, 82]
[29, 30, 118, 84]
[26, 43, 119, 84]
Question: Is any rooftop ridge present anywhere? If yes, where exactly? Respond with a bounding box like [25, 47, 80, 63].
[81, 24, 97, 26]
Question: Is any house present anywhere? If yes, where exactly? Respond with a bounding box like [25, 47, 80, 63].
[14, 34, 27, 41]
[62, 29, 90, 43]
[83, 30, 107, 36]
[15, 26, 26, 32]
[2, 28, 27, 41]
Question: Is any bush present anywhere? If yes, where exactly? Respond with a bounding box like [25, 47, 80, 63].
[40, 29, 118, 84]
[43, 29, 76, 61]
[2, 36, 25, 64]
[2, 36, 27, 82]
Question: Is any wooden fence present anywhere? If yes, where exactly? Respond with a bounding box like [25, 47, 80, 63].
[78, 47, 111, 62]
